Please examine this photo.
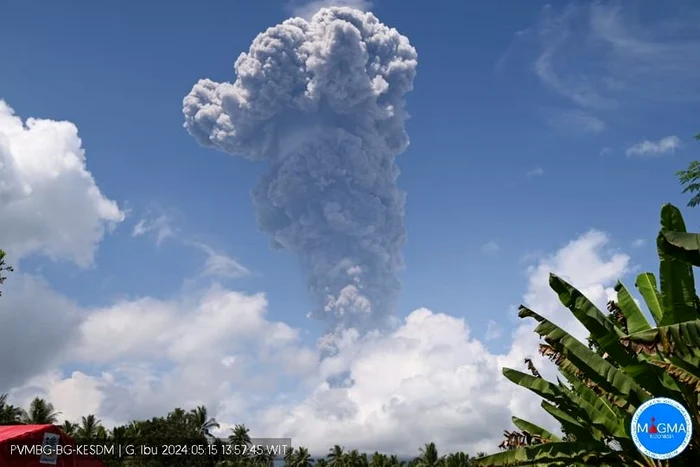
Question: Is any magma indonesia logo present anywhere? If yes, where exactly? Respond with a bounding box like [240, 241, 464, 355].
[631, 397, 693, 460]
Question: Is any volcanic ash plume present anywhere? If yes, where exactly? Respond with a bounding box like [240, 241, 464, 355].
[183, 7, 417, 333]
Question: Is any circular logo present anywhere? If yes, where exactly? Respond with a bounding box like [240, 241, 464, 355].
[631, 397, 693, 460]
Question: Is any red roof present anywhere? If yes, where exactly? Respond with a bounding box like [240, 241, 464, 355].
[0, 424, 105, 466]
[0, 425, 57, 442]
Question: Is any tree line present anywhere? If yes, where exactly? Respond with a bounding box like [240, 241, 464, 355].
[0, 393, 487, 466]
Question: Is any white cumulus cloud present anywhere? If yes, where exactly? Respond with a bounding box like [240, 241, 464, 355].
[0, 101, 124, 266]
[626, 136, 682, 158]
[5, 229, 631, 456]
[289, 0, 372, 20]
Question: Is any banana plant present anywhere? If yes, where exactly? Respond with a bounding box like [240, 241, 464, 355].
[473, 204, 700, 466]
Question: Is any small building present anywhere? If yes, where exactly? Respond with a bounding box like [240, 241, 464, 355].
[0, 424, 105, 466]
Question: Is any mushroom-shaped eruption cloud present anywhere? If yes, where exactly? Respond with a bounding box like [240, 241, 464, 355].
[183, 7, 417, 334]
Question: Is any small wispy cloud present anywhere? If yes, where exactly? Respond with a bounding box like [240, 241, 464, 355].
[288, 0, 372, 19]
[485, 320, 503, 341]
[632, 239, 645, 248]
[132, 214, 174, 246]
[626, 136, 682, 158]
[481, 241, 500, 254]
[519, 250, 543, 264]
[189, 241, 250, 279]
[532, 4, 617, 111]
[599, 147, 612, 157]
[526, 167, 544, 177]
[499, 3, 700, 128]
[133, 211, 250, 280]
[550, 109, 606, 134]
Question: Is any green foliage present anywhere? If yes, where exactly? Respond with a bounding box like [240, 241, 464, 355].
[474, 204, 700, 466]
[0, 393, 23, 425]
[0, 249, 13, 296]
[22, 397, 61, 424]
[676, 133, 700, 207]
[416, 443, 440, 467]
[0, 394, 486, 466]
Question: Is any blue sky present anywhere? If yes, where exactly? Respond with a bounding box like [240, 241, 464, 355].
[1, 0, 699, 456]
